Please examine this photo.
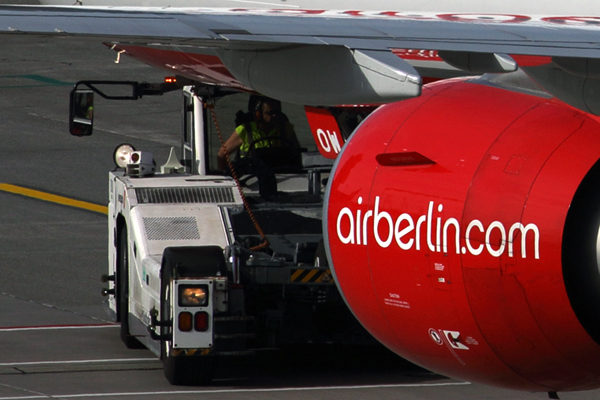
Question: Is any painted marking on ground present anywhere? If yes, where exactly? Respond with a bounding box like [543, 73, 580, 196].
[0, 358, 156, 367]
[0, 74, 72, 88]
[0, 184, 107, 215]
[0, 382, 471, 399]
[0, 324, 117, 332]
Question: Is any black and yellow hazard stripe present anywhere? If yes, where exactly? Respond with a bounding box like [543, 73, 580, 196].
[290, 268, 333, 284]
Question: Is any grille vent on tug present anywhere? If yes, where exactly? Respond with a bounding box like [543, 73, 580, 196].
[143, 217, 201, 241]
[135, 187, 234, 204]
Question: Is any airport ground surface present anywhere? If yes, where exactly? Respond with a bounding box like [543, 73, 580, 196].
[0, 20, 599, 400]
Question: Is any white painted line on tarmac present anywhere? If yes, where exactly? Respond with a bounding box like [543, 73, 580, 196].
[0, 358, 157, 367]
[0, 324, 118, 332]
[0, 397, 46, 400]
[0, 382, 471, 399]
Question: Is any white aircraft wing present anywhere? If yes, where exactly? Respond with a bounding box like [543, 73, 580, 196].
[0, 5, 599, 105]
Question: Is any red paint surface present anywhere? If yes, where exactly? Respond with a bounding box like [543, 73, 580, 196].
[326, 78, 600, 391]
[305, 106, 345, 159]
[392, 49, 443, 61]
[511, 55, 553, 67]
[108, 44, 249, 90]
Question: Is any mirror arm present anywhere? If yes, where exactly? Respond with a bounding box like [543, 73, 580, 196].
[72, 80, 181, 100]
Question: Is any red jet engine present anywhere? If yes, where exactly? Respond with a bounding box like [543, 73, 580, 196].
[325, 76, 600, 392]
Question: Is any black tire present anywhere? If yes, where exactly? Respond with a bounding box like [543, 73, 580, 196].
[118, 225, 145, 349]
[160, 260, 216, 385]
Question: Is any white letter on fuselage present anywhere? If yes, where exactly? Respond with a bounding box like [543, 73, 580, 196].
[337, 207, 354, 244]
[356, 197, 363, 245]
[374, 196, 393, 248]
[485, 221, 506, 257]
[427, 201, 435, 252]
[466, 220, 484, 255]
[415, 214, 426, 251]
[363, 209, 373, 245]
[443, 218, 460, 254]
[317, 129, 331, 153]
[395, 213, 415, 250]
[328, 131, 342, 154]
[508, 223, 540, 259]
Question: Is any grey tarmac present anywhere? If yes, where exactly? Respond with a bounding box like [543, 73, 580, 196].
[0, 9, 598, 400]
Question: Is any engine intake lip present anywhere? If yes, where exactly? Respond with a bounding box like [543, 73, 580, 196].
[562, 157, 600, 346]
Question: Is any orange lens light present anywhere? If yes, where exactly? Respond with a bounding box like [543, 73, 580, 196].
[195, 312, 209, 332]
[178, 312, 193, 332]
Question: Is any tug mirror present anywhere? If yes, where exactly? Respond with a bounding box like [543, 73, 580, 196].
[69, 88, 94, 136]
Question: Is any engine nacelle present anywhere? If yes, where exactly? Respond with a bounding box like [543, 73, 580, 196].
[325, 77, 600, 391]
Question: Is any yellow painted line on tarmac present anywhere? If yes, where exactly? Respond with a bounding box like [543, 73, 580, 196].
[0, 183, 108, 215]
